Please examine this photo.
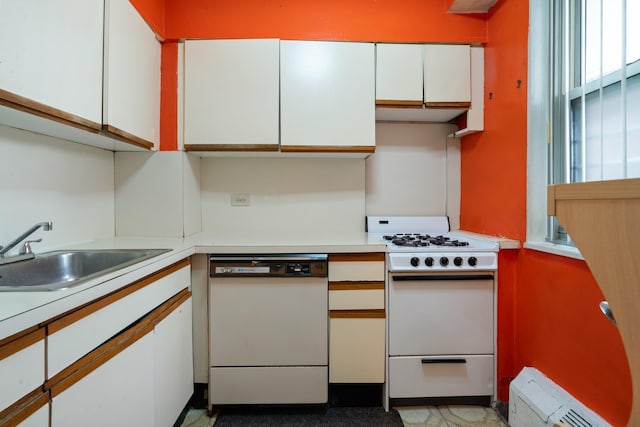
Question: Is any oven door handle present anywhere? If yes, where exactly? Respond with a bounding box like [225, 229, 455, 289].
[421, 358, 467, 364]
[391, 274, 494, 281]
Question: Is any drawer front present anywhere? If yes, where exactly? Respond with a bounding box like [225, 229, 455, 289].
[329, 317, 385, 383]
[48, 264, 190, 378]
[329, 289, 384, 310]
[210, 366, 328, 405]
[389, 355, 494, 398]
[329, 261, 385, 282]
[0, 333, 45, 412]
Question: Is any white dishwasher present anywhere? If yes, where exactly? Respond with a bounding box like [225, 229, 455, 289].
[208, 254, 328, 407]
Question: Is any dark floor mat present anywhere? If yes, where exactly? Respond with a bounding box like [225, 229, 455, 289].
[213, 406, 404, 426]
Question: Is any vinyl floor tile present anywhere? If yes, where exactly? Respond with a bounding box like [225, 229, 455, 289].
[437, 405, 507, 427]
[395, 406, 448, 426]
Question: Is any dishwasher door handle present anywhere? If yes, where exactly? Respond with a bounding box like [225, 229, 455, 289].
[421, 358, 467, 364]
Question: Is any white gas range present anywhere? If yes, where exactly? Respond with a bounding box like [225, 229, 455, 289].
[366, 216, 498, 272]
[367, 216, 497, 407]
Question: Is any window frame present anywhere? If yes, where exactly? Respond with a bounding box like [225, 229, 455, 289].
[526, 0, 638, 259]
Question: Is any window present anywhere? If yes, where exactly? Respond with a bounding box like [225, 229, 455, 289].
[528, 0, 639, 253]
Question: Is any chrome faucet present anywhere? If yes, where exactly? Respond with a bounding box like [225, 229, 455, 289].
[0, 222, 53, 259]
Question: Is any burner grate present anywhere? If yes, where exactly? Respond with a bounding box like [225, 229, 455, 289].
[384, 233, 470, 248]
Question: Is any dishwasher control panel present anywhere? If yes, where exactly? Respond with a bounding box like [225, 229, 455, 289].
[211, 254, 328, 277]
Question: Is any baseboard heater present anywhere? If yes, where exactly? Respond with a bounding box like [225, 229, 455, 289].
[509, 367, 611, 427]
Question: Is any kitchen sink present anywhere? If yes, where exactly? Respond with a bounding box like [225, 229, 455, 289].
[0, 248, 171, 292]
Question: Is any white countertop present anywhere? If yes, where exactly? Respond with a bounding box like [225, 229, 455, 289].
[0, 231, 385, 341]
[0, 229, 517, 341]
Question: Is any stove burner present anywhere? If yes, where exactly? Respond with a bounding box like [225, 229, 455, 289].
[384, 233, 470, 247]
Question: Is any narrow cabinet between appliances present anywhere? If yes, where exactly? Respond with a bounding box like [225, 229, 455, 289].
[184, 39, 280, 152]
[328, 253, 386, 384]
[280, 41, 376, 154]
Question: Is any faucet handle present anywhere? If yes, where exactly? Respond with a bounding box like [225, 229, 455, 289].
[20, 238, 42, 255]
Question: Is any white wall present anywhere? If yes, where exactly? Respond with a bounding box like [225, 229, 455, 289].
[0, 125, 114, 254]
[366, 122, 460, 229]
[114, 151, 202, 237]
[201, 157, 366, 234]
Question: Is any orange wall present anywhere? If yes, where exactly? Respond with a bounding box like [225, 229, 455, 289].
[461, 1, 632, 425]
[130, 0, 633, 423]
[163, 0, 487, 43]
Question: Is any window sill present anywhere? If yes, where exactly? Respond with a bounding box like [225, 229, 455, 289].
[523, 241, 584, 260]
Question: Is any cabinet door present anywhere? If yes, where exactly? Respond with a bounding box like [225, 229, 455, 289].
[0, 0, 103, 126]
[154, 297, 194, 427]
[51, 332, 155, 427]
[423, 44, 471, 106]
[280, 41, 375, 153]
[0, 329, 45, 413]
[103, 0, 161, 149]
[47, 262, 190, 379]
[184, 39, 280, 151]
[375, 44, 423, 106]
[330, 317, 385, 383]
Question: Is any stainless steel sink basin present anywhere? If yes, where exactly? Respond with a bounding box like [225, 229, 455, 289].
[0, 248, 171, 292]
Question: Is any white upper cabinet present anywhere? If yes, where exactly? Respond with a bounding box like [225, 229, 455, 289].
[0, 0, 158, 151]
[184, 39, 280, 151]
[280, 41, 375, 153]
[375, 44, 423, 106]
[375, 43, 476, 124]
[423, 44, 471, 106]
[103, 0, 161, 149]
[0, 0, 104, 128]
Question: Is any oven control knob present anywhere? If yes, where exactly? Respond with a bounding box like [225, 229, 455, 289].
[454, 256, 463, 266]
[425, 257, 434, 267]
[468, 256, 478, 267]
[410, 257, 420, 267]
[439, 257, 449, 266]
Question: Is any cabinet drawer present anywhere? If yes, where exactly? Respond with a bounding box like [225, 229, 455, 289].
[329, 288, 384, 310]
[329, 317, 385, 383]
[47, 260, 190, 378]
[0, 328, 45, 412]
[329, 260, 385, 282]
[389, 355, 494, 398]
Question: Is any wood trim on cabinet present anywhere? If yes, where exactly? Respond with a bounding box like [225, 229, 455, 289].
[0, 88, 102, 133]
[46, 288, 192, 397]
[424, 101, 471, 109]
[547, 178, 640, 216]
[329, 253, 385, 262]
[330, 309, 385, 319]
[0, 387, 49, 427]
[280, 145, 375, 154]
[0, 327, 45, 362]
[329, 282, 385, 291]
[45, 258, 191, 335]
[183, 144, 279, 152]
[375, 100, 424, 108]
[102, 124, 154, 150]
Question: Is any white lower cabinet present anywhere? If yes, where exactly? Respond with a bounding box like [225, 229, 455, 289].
[328, 253, 386, 384]
[154, 297, 194, 427]
[329, 317, 385, 383]
[1, 259, 194, 427]
[0, 329, 45, 413]
[17, 403, 49, 427]
[51, 332, 156, 427]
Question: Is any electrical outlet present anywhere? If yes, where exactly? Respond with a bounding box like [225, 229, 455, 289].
[230, 193, 250, 207]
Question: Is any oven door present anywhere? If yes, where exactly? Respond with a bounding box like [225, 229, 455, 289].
[388, 272, 494, 356]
